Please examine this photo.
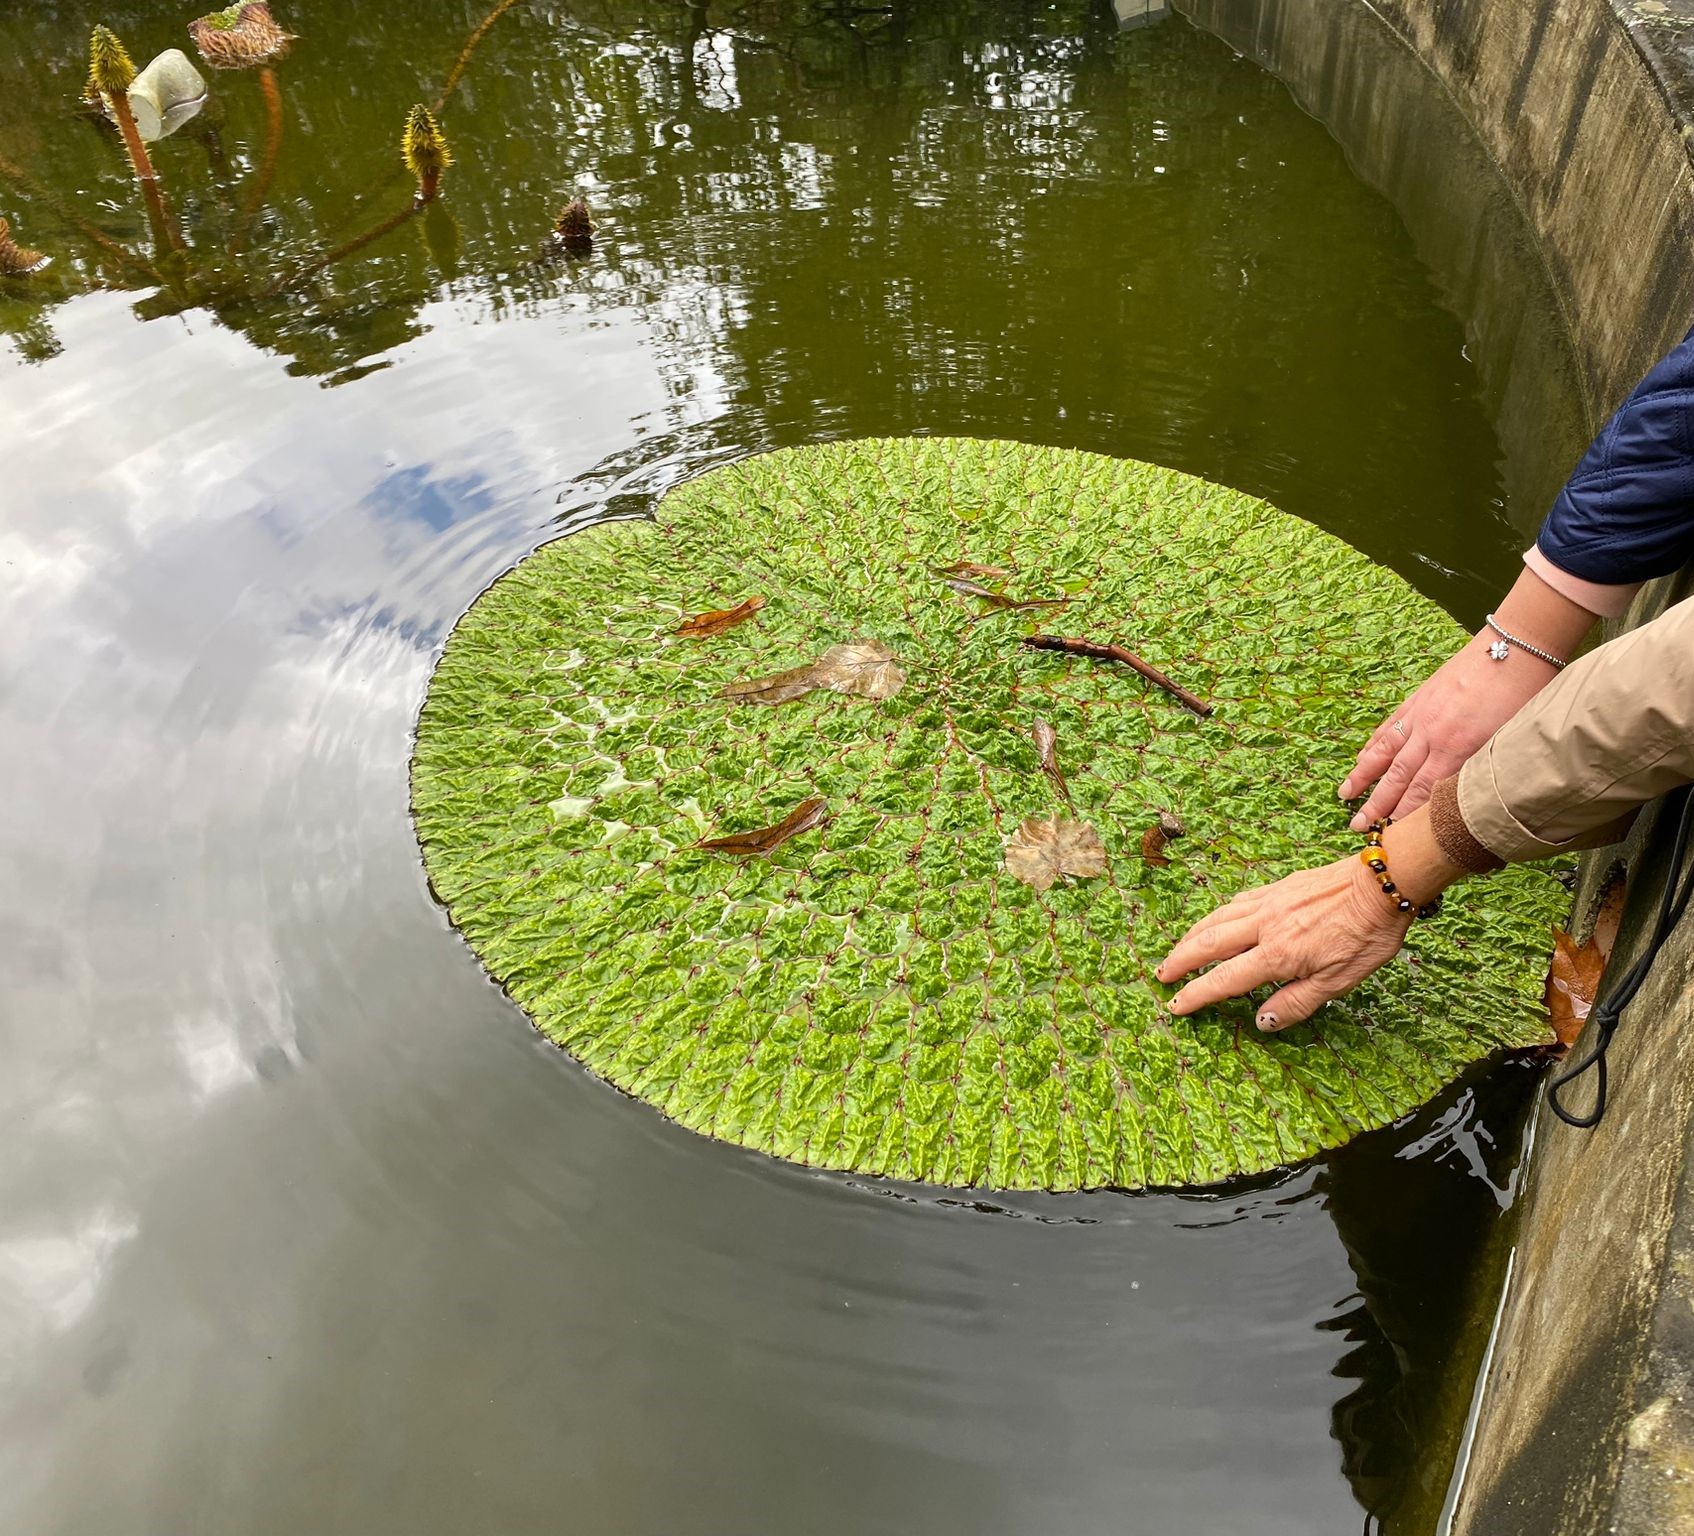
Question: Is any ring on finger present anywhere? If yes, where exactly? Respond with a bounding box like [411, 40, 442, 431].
[1390, 719, 1407, 737]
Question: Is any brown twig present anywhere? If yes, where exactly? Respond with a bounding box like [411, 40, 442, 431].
[1022, 634, 1214, 719]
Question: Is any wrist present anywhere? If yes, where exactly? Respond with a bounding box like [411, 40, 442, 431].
[1491, 565, 1598, 663]
[1376, 810, 1464, 908]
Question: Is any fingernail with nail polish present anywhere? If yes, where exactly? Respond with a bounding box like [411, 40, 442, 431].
[1256, 1012, 1277, 1032]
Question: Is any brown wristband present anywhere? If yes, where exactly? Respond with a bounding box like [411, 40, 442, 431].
[1429, 775, 1504, 874]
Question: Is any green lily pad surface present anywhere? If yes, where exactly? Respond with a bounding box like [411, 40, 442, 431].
[412, 437, 1560, 1190]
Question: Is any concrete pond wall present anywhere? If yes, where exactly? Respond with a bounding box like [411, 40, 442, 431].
[1172, 0, 1694, 1529]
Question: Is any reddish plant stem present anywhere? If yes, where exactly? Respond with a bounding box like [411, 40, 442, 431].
[105, 89, 184, 254]
[232, 65, 284, 254]
[1022, 634, 1215, 719]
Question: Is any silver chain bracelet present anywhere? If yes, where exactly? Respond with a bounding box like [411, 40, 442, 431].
[1484, 612, 1567, 669]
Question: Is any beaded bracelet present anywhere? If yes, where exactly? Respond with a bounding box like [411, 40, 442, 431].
[1361, 818, 1442, 920]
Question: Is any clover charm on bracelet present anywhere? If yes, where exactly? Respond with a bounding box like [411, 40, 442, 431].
[1487, 639, 1511, 661]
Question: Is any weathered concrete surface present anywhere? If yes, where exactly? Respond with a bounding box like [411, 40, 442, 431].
[1178, 1, 1694, 1530]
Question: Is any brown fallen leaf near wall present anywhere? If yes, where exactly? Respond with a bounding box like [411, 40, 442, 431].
[1004, 815, 1106, 892]
[697, 795, 829, 856]
[721, 640, 906, 704]
[1545, 928, 1608, 1049]
[676, 594, 767, 637]
[1543, 877, 1627, 1049]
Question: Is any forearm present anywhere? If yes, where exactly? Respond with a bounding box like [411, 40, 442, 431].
[1457, 595, 1694, 862]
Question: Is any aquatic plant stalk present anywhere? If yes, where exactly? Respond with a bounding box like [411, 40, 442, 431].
[438, 0, 525, 110]
[231, 64, 284, 252]
[260, 202, 420, 297]
[0, 146, 161, 283]
[89, 27, 182, 253]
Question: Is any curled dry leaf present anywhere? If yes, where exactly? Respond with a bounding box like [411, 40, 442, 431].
[697, 795, 828, 856]
[676, 594, 767, 638]
[934, 560, 1009, 581]
[1031, 718, 1073, 808]
[1003, 814, 1106, 893]
[722, 640, 905, 705]
[1141, 825, 1172, 867]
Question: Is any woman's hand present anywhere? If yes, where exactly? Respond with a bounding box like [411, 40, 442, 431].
[1340, 567, 1598, 831]
[1339, 631, 1555, 831]
[1154, 856, 1411, 1030]
[1154, 807, 1467, 1030]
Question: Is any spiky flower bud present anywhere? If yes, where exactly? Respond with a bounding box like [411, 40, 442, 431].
[87, 24, 138, 103]
[189, 3, 294, 69]
[555, 197, 594, 245]
[402, 104, 452, 201]
[0, 218, 47, 276]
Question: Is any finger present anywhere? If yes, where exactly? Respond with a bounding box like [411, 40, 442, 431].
[1157, 915, 1262, 982]
[1168, 948, 1281, 1015]
[1389, 761, 1449, 821]
[1254, 976, 1348, 1032]
[1349, 737, 1430, 831]
[1338, 722, 1401, 801]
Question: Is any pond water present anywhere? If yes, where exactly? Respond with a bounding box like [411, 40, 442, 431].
[0, 2, 1585, 1531]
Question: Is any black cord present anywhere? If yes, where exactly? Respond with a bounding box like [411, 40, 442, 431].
[1549, 786, 1694, 1129]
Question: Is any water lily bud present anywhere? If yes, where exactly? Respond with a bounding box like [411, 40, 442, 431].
[87, 24, 138, 104]
[555, 197, 594, 246]
[402, 104, 452, 201]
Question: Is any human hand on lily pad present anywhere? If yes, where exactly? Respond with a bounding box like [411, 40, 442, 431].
[1156, 807, 1462, 1030]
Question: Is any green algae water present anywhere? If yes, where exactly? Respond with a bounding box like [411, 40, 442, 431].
[0, 2, 1585, 1531]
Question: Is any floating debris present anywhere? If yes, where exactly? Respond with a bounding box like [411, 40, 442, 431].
[1004, 814, 1106, 892]
[697, 795, 829, 856]
[188, 2, 294, 69]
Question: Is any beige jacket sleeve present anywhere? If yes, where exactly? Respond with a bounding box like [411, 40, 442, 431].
[1457, 595, 1694, 862]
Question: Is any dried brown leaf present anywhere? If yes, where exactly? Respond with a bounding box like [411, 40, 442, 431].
[697, 795, 829, 856]
[1032, 719, 1073, 808]
[1141, 825, 1171, 867]
[1003, 815, 1106, 892]
[676, 594, 767, 638]
[721, 639, 905, 705]
[1544, 926, 1608, 1049]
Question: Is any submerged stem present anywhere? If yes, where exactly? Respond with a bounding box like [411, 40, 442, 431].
[437, 0, 525, 110]
[231, 64, 284, 253]
[260, 201, 419, 297]
[0, 144, 164, 285]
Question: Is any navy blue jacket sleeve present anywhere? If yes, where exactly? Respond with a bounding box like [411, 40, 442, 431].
[1539, 321, 1694, 584]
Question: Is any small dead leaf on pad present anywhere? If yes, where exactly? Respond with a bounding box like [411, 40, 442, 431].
[697, 795, 828, 856]
[1544, 926, 1608, 1049]
[676, 595, 767, 637]
[721, 640, 905, 705]
[1031, 719, 1073, 808]
[1004, 815, 1106, 892]
[1141, 825, 1172, 867]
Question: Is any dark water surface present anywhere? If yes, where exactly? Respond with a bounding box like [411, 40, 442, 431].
[0, 3, 1582, 1531]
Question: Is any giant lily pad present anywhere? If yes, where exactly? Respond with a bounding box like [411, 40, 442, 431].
[412, 437, 1560, 1190]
